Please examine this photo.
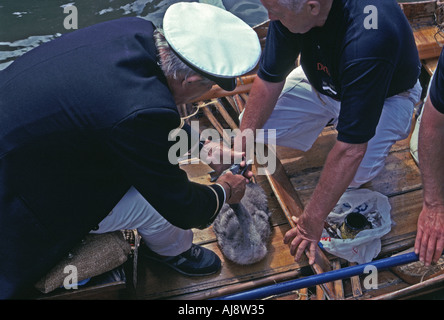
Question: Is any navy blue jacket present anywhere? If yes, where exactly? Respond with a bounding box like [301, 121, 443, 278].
[0, 17, 224, 298]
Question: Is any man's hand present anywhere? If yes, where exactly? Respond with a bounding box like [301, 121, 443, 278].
[282, 140, 366, 265]
[200, 140, 244, 176]
[216, 171, 249, 204]
[283, 214, 324, 265]
[415, 98, 444, 266]
[415, 205, 444, 266]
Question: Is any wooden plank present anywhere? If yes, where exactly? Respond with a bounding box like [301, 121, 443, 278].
[213, 99, 239, 130]
[178, 268, 303, 300]
[134, 225, 308, 300]
[261, 145, 337, 300]
[130, 159, 310, 300]
[299, 287, 309, 300]
[178, 152, 337, 299]
[380, 189, 423, 254]
[286, 159, 422, 257]
[351, 269, 409, 299]
[332, 260, 345, 299]
[282, 129, 422, 206]
[256, 124, 422, 298]
[349, 262, 364, 298]
[414, 26, 444, 60]
[233, 95, 246, 114]
[263, 149, 305, 222]
[201, 105, 231, 144]
[423, 57, 439, 75]
[400, 0, 437, 27]
[134, 80, 428, 300]
[265, 123, 424, 299]
[370, 273, 444, 300]
[315, 285, 325, 300]
[224, 96, 241, 115]
[37, 281, 127, 300]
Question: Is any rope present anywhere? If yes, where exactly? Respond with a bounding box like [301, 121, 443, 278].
[178, 99, 218, 129]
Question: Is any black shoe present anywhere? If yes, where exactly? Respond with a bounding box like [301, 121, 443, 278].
[141, 244, 221, 277]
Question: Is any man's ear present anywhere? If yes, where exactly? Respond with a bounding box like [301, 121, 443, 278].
[307, 0, 321, 16]
[182, 74, 204, 88]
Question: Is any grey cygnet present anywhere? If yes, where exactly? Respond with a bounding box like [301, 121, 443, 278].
[213, 183, 271, 265]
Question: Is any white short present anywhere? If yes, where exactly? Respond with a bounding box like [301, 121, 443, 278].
[90, 186, 193, 256]
[256, 66, 422, 187]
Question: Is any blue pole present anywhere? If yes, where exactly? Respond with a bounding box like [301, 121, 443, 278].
[213, 252, 419, 300]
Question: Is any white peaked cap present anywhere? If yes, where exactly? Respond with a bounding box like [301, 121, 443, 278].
[163, 2, 261, 91]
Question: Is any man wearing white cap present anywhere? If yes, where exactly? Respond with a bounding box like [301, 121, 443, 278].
[0, 2, 261, 298]
[237, 0, 422, 264]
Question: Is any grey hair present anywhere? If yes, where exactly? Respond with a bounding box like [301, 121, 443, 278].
[277, 0, 307, 13]
[154, 28, 213, 86]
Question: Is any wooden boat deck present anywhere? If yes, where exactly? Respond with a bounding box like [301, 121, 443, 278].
[40, 119, 443, 300]
[130, 120, 427, 300]
[129, 3, 444, 299]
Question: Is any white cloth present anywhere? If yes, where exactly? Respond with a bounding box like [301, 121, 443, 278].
[90, 186, 193, 256]
[256, 66, 422, 187]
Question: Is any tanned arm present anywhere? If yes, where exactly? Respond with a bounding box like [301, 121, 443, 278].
[415, 98, 444, 265]
[237, 76, 285, 149]
[284, 140, 367, 264]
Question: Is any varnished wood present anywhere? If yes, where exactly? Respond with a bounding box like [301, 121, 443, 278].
[400, 0, 437, 27]
[349, 262, 364, 298]
[261, 145, 337, 300]
[213, 99, 239, 130]
[370, 273, 444, 300]
[332, 260, 345, 300]
[423, 57, 439, 75]
[133, 117, 426, 300]
[201, 105, 231, 144]
[135, 220, 308, 300]
[414, 26, 444, 60]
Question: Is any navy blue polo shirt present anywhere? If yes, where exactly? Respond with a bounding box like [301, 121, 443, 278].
[258, 0, 421, 144]
[430, 49, 444, 113]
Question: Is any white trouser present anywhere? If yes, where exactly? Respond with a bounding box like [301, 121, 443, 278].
[256, 66, 422, 188]
[90, 186, 193, 256]
[410, 71, 435, 164]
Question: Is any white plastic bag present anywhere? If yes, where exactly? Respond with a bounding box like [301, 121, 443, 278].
[319, 189, 392, 264]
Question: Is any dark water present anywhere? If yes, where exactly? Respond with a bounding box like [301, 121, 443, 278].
[0, 0, 268, 70]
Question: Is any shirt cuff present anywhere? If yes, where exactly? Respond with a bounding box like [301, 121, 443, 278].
[202, 184, 226, 228]
[214, 183, 227, 203]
